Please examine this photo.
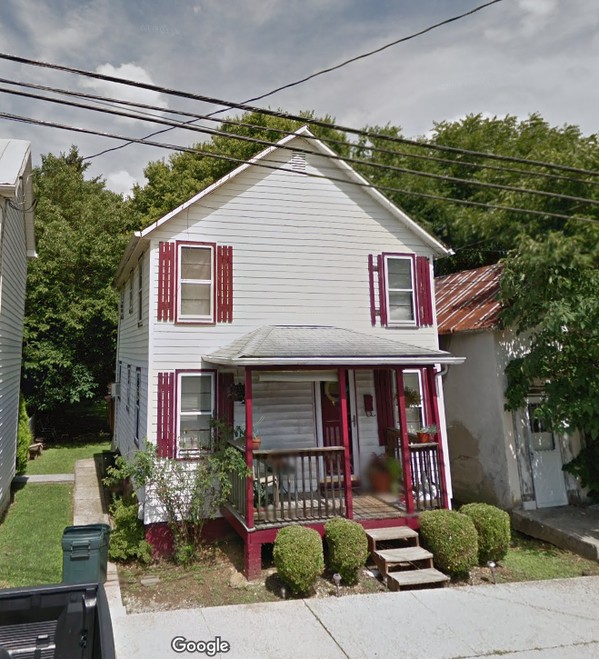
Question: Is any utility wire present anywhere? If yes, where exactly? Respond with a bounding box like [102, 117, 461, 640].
[83, 0, 505, 159]
[2, 51, 598, 178]
[1, 75, 594, 189]
[1, 109, 597, 226]
[3, 83, 599, 210]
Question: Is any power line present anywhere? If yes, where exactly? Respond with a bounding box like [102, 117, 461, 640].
[2, 75, 594, 190]
[1, 108, 598, 226]
[2, 51, 598, 178]
[82, 0, 504, 160]
[3, 83, 599, 211]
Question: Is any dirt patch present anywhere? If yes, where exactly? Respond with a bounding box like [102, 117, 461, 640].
[118, 536, 384, 613]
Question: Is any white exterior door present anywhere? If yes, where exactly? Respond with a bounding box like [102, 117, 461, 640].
[527, 399, 568, 508]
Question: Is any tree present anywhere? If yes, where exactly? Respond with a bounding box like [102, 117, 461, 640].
[23, 148, 135, 411]
[501, 233, 599, 498]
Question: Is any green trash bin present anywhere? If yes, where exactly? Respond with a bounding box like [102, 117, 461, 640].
[61, 524, 111, 584]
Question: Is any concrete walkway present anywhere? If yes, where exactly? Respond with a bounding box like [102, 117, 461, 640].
[112, 576, 599, 658]
[72, 458, 125, 617]
[513, 506, 599, 561]
[13, 473, 74, 483]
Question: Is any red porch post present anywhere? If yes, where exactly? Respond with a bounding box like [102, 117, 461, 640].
[395, 368, 415, 514]
[245, 368, 254, 528]
[426, 366, 449, 509]
[338, 368, 353, 520]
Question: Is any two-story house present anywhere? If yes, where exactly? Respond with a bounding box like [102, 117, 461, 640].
[113, 127, 464, 578]
[0, 139, 35, 517]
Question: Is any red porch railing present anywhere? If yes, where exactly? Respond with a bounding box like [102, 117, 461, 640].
[226, 442, 348, 528]
[386, 428, 446, 512]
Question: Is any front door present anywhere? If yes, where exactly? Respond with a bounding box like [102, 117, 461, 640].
[527, 399, 568, 508]
[320, 380, 354, 474]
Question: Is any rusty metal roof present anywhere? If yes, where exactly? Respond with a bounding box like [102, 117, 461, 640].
[435, 263, 503, 335]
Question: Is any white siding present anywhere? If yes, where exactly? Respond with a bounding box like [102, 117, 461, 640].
[114, 251, 150, 457]
[141, 139, 442, 446]
[0, 185, 28, 515]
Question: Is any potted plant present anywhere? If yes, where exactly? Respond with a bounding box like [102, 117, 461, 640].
[416, 424, 438, 443]
[229, 382, 246, 403]
[251, 415, 265, 450]
[367, 453, 403, 494]
[403, 387, 421, 407]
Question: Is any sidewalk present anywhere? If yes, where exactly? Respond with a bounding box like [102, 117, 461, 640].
[112, 576, 599, 658]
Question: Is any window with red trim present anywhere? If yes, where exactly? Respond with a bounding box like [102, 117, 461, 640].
[385, 255, 416, 326]
[177, 243, 214, 323]
[177, 371, 215, 457]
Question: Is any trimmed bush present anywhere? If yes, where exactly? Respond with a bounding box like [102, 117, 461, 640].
[325, 518, 368, 585]
[420, 509, 478, 576]
[461, 503, 511, 564]
[16, 393, 33, 474]
[108, 497, 152, 564]
[273, 525, 324, 595]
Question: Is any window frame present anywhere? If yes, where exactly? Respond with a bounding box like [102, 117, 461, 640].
[402, 369, 426, 434]
[383, 253, 417, 327]
[119, 289, 124, 320]
[135, 367, 141, 447]
[137, 253, 144, 326]
[126, 364, 131, 413]
[128, 270, 134, 314]
[176, 241, 216, 324]
[176, 370, 216, 459]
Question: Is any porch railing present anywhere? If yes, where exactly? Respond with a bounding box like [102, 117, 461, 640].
[386, 428, 445, 512]
[226, 443, 347, 528]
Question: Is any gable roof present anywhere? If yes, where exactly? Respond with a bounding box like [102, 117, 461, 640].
[115, 126, 450, 284]
[435, 264, 503, 335]
[0, 139, 36, 257]
[204, 325, 464, 367]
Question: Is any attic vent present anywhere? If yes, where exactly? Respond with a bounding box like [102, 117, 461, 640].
[291, 151, 306, 172]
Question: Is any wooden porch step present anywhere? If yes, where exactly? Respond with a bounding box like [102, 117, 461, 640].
[387, 568, 449, 592]
[373, 547, 433, 577]
[366, 526, 419, 553]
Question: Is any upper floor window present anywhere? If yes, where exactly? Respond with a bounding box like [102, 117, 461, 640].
[177, 244, 214, 322]
[120, 290, 124, 320]
[138, 254, 144, 325]
[128, 270, 134, 314]
[177, 372, 215, 456]
[385, 255, 416, 326]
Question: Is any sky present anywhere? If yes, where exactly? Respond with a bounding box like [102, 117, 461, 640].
[0, 0, 598, 196]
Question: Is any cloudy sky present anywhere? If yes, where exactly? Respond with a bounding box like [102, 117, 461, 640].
[0, 0, 597, 195]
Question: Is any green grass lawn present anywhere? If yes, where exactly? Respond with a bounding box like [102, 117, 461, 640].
[26, 439, 110, 475]
[0, 484, 73, 587]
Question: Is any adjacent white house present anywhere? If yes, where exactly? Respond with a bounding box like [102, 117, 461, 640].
[113, 126, 464, 577]
[436, 264, 583, 511]
[0, 139, 35, 517]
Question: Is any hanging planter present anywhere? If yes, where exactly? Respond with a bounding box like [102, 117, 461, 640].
[229, 382, 246, 403]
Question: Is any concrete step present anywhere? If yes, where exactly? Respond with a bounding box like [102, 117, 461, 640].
[365, 526, 419, 553]
[374, 546, 433, 577]
[387, 568, 449, 592]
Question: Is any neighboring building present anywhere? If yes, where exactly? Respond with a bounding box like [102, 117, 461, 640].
[113, 127, 464, 577]
[0, 140, 35, 517]
[436, 264, 583, 511]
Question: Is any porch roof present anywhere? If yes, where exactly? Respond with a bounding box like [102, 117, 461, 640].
[204, 325, 465, 367]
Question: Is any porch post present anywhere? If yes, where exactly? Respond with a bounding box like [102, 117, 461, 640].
[338, 368, 353, 519]
[245, 367, 255, 528]
[395, 368, 415, 514]
[426, 366, 449, 509]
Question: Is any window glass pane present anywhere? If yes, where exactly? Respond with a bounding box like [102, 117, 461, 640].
[388, 258, 412, 289]
[181, 376, 212, 413]
[181, 247, 211, 280]
[181, 283, 211, 316]
[389, 291, 414, 321]
[179, 416, 212, 451]
[403, 373, 420, 395]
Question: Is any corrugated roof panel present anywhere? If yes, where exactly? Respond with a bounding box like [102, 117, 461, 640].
[435, 264, 503, 335]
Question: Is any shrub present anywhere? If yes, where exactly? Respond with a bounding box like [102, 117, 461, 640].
[419, 509, 478, 576]
[108, 497, 152, 564]
[273, 526, 324, 595]
[461, 503, 511, 564]
[325, 518, 368, 585]
[16, 394, 33, 474]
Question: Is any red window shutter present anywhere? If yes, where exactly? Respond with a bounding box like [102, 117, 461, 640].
[416, 256, 433, 327]
[374, 369, 394, 446]
[217, 373, 234, 427]
[157, 242, 176, 321]
[377, 254, 388, 327]
[157, 372, 176, 458]
[216, 245, 233, 323]
[368, 255, 376, 326]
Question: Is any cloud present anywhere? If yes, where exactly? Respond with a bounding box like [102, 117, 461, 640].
[105, 169, 137, 196]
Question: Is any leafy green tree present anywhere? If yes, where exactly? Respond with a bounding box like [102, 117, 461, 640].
[23, 148, 135, 411]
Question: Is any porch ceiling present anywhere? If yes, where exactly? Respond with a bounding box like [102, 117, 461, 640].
[204, 325, 465, 367]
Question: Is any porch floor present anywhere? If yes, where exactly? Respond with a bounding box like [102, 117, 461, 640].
[353, 491, 406, 520]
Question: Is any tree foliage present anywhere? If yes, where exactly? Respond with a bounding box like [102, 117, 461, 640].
[23, 148, 135, 411]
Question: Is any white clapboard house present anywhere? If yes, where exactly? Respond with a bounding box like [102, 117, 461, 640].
[113, 127, 464, 578]
[0, 139, 35, 517]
